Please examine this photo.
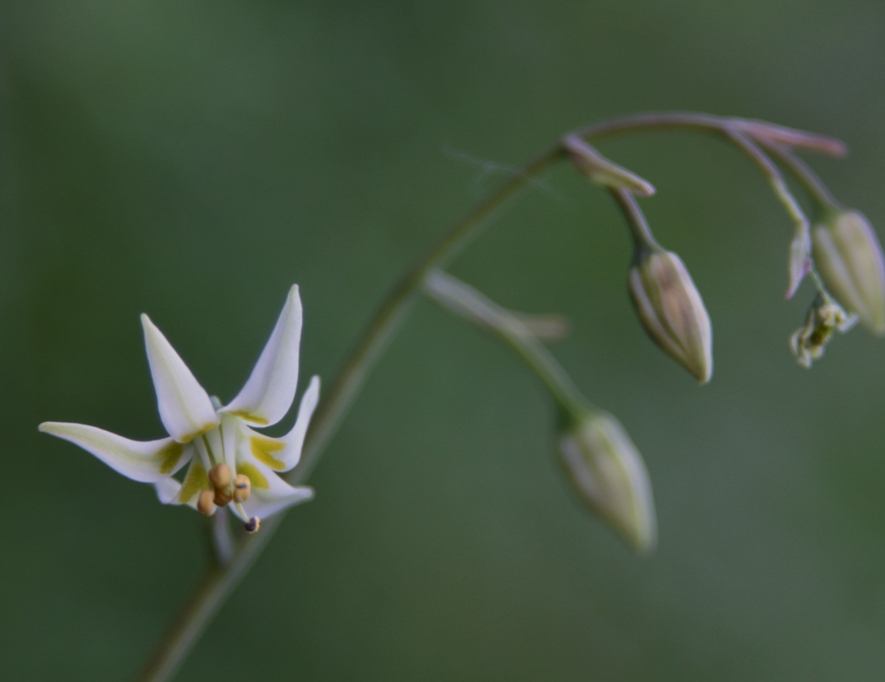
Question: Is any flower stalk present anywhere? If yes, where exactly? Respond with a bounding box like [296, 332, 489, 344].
[423, 269, 656, 552]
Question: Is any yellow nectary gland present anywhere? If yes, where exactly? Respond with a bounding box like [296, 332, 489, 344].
[197, 489, 216, 516]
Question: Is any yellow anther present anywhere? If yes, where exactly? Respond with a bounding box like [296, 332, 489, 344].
[233, 474, 252, 503]
[214, 488, 232, 507]
[197, 489, 216, 516]
[244, 517, 261, 533]
[208, 463, 232, 489]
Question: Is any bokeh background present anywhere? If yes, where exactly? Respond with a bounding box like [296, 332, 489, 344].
[3, 1, 885, 680]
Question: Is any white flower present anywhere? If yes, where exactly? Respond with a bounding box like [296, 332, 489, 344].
[40, 285, 319, 532]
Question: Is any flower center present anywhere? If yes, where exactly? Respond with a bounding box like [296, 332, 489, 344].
[192, 414, 260, 532]
[196, 462, 259, 532]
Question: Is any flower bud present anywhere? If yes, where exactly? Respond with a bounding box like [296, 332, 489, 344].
[628, 248, 713, 383]
[557, 409, 656, 553]
[812, 210, 885, 335]
[786, 225, 812, 300]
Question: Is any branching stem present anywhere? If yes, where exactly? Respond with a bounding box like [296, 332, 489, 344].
[134, 111, 844, 682]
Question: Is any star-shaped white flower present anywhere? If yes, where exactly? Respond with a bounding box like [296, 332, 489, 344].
[40, 285, 319, 532]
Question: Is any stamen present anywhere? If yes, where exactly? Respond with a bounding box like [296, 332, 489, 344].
[233, 474, 252, 503]
[244, 517, 261, 533]
[214, 488, 233, 507]
[208, 463, 232, 489]
[197, 489, 216, 516]
[201, 434, 219, 467]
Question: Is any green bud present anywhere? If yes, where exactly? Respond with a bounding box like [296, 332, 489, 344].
[786, 224, 812, 300]
[812, 210, 885, 335]
[557, 409, 656, 553]
[628, 248, 713, 383]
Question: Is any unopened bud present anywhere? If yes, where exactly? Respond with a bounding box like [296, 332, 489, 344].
[786, 225, 812, 299]
[563, 134, 656, 197]
[789, 293, 856, 368]
[197, 489, 216, 516]
[557, 409, 656, 553]
[812, 210, 885, 335]
[208, 463, 231, 489]
[628, 248, 713, 383]
[232, 474, 251, 503]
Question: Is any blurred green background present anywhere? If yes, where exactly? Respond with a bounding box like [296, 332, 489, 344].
[3, 1, 885, 679]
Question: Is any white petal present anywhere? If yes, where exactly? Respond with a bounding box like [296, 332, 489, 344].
[239, 376, 320, 473]
[154, 478, 182, 504]
[39, 422, 192, 482]
[232, 460, 314, 521]
[221, 285, 303, 427]
[142, 314, 219, 443]
[281, 375, 320, 467]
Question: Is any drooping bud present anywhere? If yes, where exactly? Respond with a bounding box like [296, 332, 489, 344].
[628, 247, 713, 383]
[786, 223, 812, 300]
[789, 293, 856, 368]
[563, 134, 656, 197]
[233, 474, 252, 503]
[197, 489, 216, 516]
[208, 463, 232, 489]
[811, 210, 885, 335]
[557, 409, 656, 553]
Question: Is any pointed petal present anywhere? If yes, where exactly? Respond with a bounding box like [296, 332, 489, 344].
[221, 285, 303, 427]
[39, 422, 191, 482]
[142, 314, 219, 443]
[155, 477, 182, 504]
[241, 376, 320, 473]
[232, 461, 314, 521]
[281, 375, 320, 467]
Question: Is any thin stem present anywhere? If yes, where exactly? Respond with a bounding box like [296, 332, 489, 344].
[755, 140, 842, 213]
[423, 269, 585, 414]
[574, 112, 846, 157]
[724, 128, 809, 229]
[608, 188, 659, 251]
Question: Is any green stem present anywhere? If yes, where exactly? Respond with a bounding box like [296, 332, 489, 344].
[134, 111, 846, 682]
[608, 188, 660, 251]
[724, 128, 810, 232]
[422, 269, 585, 414]
[754, 140, 842, 214]
[575, 112, 845, 157]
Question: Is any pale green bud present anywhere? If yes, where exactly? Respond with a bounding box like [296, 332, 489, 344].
[628, 248, 713, 383]
[557, 409, 656, 553]
[812, 210, 885, 335]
